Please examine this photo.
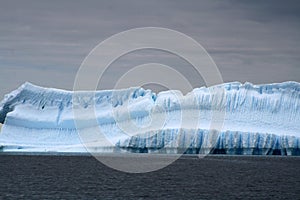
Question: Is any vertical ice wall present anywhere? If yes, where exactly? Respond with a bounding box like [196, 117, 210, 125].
[0, 81, 299, 154]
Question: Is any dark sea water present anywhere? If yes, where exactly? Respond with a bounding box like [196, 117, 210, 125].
[0, 155, 299, 199]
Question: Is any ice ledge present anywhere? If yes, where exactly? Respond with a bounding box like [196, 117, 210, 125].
[0, 81, 299, 154]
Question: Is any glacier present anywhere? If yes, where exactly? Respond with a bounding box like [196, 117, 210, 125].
[0, 81, 299, 155]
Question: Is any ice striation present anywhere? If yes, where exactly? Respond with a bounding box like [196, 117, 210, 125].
[0, 81, 299, 155]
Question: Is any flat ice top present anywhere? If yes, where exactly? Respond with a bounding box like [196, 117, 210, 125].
[0, 81, 299, 153]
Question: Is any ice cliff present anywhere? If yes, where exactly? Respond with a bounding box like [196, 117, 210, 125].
[0, 81, 299, 155]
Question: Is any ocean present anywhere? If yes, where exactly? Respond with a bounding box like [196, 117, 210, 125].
[0, 155, 299, 199]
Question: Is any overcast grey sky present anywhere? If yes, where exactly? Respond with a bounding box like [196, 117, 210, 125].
[1, 0, 300, 97]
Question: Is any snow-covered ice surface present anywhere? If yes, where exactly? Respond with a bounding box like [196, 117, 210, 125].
[0, 81, 299, 155]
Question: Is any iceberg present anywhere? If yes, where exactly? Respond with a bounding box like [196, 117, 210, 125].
[0, 81, 299, 155]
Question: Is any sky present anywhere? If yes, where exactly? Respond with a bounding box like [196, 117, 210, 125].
[0, 0, 300, 98]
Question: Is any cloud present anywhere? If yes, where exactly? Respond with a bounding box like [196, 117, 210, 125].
[0, 0, 300, 97]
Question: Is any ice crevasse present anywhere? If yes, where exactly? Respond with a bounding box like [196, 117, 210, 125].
[0, 81, 299, 155]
